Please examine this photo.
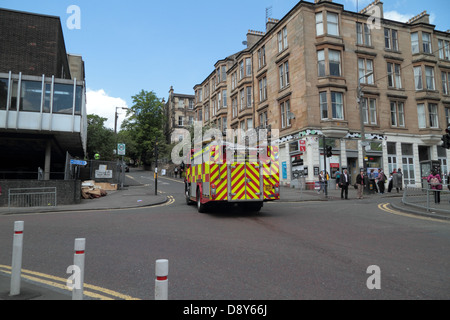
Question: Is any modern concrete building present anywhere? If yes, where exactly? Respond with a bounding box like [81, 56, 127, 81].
[193, 0, 450, 187]
[0, 8, 87, 180]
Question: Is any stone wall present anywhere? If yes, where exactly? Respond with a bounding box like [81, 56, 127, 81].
[0, 180, 81, 207]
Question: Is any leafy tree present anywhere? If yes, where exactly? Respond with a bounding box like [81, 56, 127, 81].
[86, 114, 115, 160]
[122, 90, 167, 167]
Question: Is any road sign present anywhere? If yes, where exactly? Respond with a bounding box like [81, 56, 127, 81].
[118, 143, 126, 156]
[70, 159, 87, 166]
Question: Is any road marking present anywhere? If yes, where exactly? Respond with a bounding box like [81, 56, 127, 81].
[159, 176, 184, 184]
[378, 203, 450, 224]
[0, 264, 140, 300]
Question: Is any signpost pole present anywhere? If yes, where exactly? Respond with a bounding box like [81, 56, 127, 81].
[117, 144, 126, 190]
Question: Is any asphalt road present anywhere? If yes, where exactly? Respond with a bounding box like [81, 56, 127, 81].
[0, 169, 449, 300]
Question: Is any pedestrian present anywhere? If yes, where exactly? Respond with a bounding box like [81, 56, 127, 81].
[174, 167, 178, 178]
[427, 169, 442, 204]
[340, 169, 350, 199]
[324, 170, 330, 194]
[370, 169, 379, 193]
[396, 168, 403, 191]
[377, 169, 386, 194]
[318, 171, 325, 194]
[335, 170, 341, 189]
[387, 171, 394, 193]
[392, 169, 402, 193]
[356, 169, 365, 199]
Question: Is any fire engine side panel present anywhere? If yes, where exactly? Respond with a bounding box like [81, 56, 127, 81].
[202, 162, 210, 198]
[262, 146, 280, 201]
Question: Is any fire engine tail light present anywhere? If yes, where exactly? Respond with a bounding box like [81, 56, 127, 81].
[211, 184, 217, 199]
[275, 183, 280, 195]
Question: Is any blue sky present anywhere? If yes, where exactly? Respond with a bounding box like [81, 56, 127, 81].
[1, 0, 448, 129]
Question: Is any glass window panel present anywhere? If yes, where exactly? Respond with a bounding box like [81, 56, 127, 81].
[53, 83, 74, 114]
[364, 24, 371, 45]
[428, 103, 438, 128]
[369, 99, 377, 124]
[398, 102, 405, 127]
[327, 13, 339, 36]
[394, 64, 402, 88]
[75, 86, 82, 115]
[425, 66, 435, 90]
[318, 50, 325, 76]
[0, 78, 8, 110]
[387, 63, 394, 87]
[331, 92, 343, 119]
[392, 30, 398, 51]
[316, 12, 323, 36]
[387, 142, 396, 155]
[357, 23, 363, 45]
[43, 83, 51, 113]
[384, 28, 391, 49]
[329, 50, 341, 76]
[390, 102, 397, 126]
[10, 80, 19, 111]
[411, 32, 419, 54]
[21, 81, 42, 112]
[320, 92, 328, 119]
[414, 67, 423, 90]
[417, 104, 426, 128]
[422, 33, 432, 53]
[402, 143, 413, 155]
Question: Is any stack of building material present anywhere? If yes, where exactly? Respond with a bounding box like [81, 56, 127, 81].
[81, 181, 116, 199]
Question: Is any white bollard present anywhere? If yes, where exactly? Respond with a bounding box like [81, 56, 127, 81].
[155, 259, 168, 300]
[72, 238, 85, 300]
[10, 221, 24, 296]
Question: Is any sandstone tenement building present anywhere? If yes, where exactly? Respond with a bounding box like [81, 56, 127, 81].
[192, 0, 450, 187]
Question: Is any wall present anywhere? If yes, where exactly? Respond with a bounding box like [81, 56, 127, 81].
[0, 180, 81, 207]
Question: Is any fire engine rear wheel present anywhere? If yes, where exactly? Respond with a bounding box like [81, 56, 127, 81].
[185, 184, 194, 205]
[197, 188, 206, 213]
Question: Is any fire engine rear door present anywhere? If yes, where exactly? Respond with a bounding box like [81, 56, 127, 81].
[229, 162, 262, 201]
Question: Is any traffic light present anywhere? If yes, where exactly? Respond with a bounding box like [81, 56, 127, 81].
[442, 134, 450, 149]
[326, 146, 333, 158]
[441, 126, 450, 149]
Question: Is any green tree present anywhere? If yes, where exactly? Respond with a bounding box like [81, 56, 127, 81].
[86, 114, 116, 160]
[122, 90, 167, 167]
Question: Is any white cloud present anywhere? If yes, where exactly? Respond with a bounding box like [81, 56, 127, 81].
[384, 10, 435, 24]
[86, 88, 129, 131]
[384, 10, 413, 23]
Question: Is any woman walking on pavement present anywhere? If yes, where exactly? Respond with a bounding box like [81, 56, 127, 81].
[356, 169, 365, 199]
[427, 169, 442, 204]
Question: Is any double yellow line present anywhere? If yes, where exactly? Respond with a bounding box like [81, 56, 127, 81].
[0, 265, 140, 300]
[378, 203, 450, 224]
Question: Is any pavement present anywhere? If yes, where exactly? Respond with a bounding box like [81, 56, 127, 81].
[0, 179, 449, 300]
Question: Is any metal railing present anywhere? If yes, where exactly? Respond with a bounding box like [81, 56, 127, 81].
[402, 184, 450, 213]
[8, 187, 57, 208]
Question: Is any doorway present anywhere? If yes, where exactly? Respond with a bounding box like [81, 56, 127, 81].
[347, 158, 358, 184]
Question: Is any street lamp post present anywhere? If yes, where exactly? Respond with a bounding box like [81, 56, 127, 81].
[357, 71, 374, 189]
[155, 140, 158, 196]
